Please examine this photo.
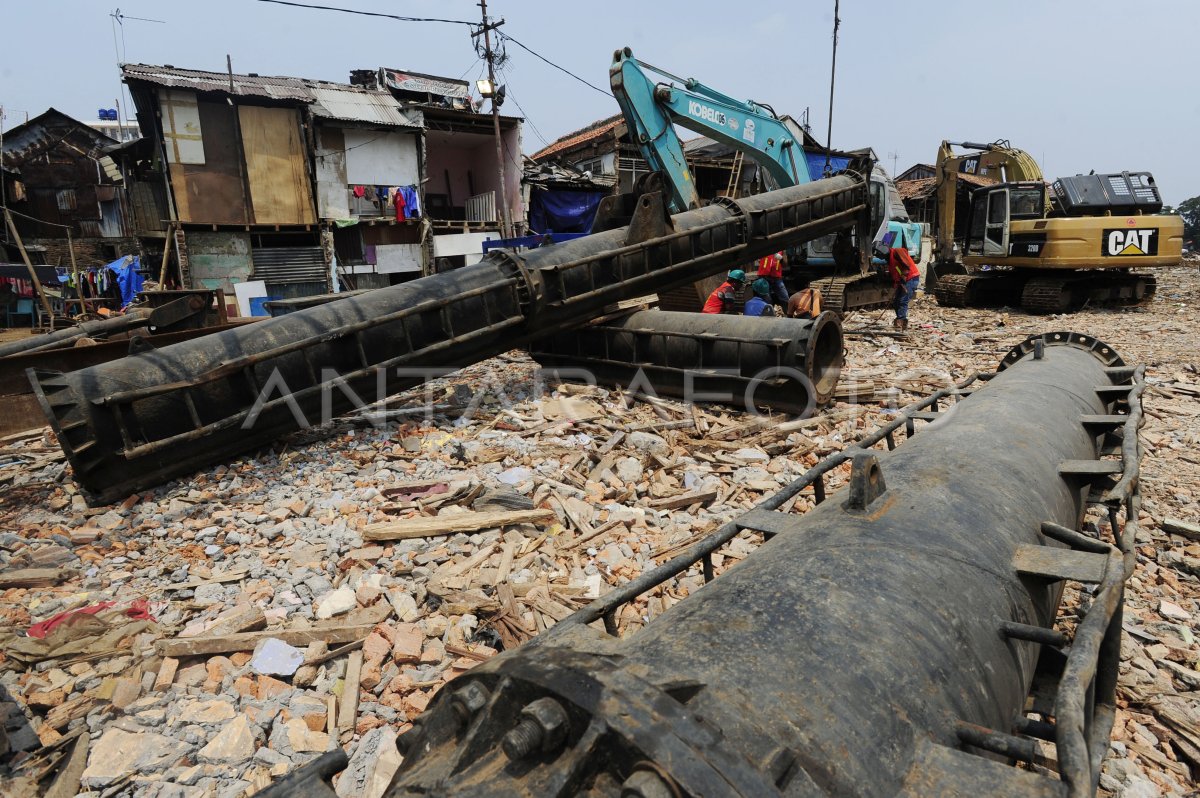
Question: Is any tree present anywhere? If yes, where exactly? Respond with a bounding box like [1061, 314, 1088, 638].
[1178, 196, 1200, 244]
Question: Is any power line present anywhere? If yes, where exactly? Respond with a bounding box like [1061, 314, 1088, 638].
[497, 32, 612, 98]
[497, 65, 550, 149]
[254, 0, 475, 26]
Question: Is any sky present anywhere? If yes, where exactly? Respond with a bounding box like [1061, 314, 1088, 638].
[2, 0, 1197, 204]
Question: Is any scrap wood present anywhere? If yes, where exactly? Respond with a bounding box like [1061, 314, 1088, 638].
[559, 519, 624, 551]
[43, 730, 89, 798]
[362, 508, 555, 541]
[162, 570, 248, 591]
[0, 567, 69, 589]
[156, 616, 384, 658]
[338, 650, 363, 739]
[305, 638, 366, 669]
[647, 489, 718, 511]
[1162, 518, 1200, 542]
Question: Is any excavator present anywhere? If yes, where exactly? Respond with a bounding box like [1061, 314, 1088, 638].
[600, 47, 919, 313]
[930, 140, 1184, 313]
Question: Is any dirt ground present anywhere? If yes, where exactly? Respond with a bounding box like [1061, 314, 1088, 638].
[0, 262, 1197, 796]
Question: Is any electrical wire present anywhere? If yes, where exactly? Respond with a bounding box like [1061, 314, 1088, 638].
[496, 64, 551, 148]
[254, 0, 475, 26]
[497, 32, 612, 98]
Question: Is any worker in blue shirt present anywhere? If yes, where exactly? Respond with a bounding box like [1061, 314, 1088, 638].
[743, 278, 776, 317]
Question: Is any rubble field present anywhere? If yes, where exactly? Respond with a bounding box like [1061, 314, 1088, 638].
[1, 263, 1198, 797]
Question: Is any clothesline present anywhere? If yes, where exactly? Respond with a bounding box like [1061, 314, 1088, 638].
[350, 184, 422, 221]
[0, 204, 73, 229]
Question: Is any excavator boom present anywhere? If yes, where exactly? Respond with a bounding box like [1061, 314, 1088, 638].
[609, 47, 805, 213]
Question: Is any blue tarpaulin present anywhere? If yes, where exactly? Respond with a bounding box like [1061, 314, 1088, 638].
[104, 256, 144, 305]
[529, 188, 608, 234]
[803, 152, 852, 181]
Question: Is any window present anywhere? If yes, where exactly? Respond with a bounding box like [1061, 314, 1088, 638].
[575, 158, 603, 175]
[1008, 188, 1044, 220]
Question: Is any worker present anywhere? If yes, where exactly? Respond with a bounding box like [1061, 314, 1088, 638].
[888, 244, 921, 331]
[755, 251, 790, 306]
[701, 269, 745, 314]
[787, 287, 822, 319]
[743, 278, 776, 317]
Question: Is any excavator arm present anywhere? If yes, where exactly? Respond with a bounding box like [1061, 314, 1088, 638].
[609, 47, 806, 213]
[933, 139, 1044, 266]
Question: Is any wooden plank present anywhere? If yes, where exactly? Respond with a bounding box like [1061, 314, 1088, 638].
[155, 622, 379, 658]
[1013, 544, 1109, 583]
[44, 731, 89, 798]
[338, 650, 363, 739]
[152, 657, 179, 691]
[238, 106, 316, 225]
[1058, 460, 1123, 477]
[647, 489, 718, 511]
[735, 508, 795, 538]
[1162, 518, 1200, 542]
[0, 567, 66, 589]
[163, 570, 248, 591]
[363, 509, 555, 542]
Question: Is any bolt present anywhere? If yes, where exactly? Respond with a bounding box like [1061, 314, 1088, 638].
[501, 697, 569, 760]
[621, 769, 676, 798]
[502, 717, 544, 760]
[450, 682, 491, 726]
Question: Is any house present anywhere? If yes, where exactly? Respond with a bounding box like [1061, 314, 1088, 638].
[896, 163, 936, 183]
[522, 157, 614, 235]
[896, 172, 996, 230]
[361, 67, 525, 270]
[531, 112, 827, 204]
[116, 63, 525, 304]
[0, 108, 138, 268]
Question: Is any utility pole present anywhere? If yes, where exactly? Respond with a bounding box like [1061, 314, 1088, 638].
[474, 0, 512, 239]
[822, 0, 840, 177]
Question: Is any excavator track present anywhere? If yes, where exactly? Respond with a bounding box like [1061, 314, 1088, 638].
[1020, 278, 1080, 314]
[814, 273, 893, 315]
[932, 274, 979, 307]
[1020, 272, 1158, 314]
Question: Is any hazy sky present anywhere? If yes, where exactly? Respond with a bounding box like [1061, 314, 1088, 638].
[2, 0, 1197, 204]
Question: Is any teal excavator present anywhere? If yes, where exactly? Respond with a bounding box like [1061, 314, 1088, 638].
[599, 47, 920, 313]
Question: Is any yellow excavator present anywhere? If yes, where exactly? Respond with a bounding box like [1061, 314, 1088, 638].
[929, 140, 1184, 313]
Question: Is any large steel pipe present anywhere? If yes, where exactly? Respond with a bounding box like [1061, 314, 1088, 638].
[529, 309, 844, 415]
[372, 333, 1139, 797]
[31, 173, 868, 505]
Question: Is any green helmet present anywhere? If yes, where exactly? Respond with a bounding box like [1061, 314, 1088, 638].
[751, 277, 771, 298]
[728, 269, 746, 282]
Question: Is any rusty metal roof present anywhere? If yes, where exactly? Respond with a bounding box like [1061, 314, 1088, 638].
[2, 108, 116, 164]
[531, 114, 624, 162]
[123, 64, 426, 129]
[122, 64, 315, 101]
[308, 86, 422, 128]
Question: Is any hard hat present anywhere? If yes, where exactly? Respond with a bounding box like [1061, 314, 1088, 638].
[751, 278, 771, 297]
[728, 269, 746, 282]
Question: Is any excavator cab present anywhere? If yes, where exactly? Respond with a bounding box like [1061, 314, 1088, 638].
[964, 182, 1047, 260]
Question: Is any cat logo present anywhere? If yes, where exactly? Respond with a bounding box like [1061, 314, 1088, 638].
[1102, 228, 1158, 257]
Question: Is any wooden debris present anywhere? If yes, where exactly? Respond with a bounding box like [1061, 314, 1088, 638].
[363, 508, 556, 541]
[156, 622, 382, 658]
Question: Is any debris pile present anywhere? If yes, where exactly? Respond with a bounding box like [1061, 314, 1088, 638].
[0, 264, 1198, 796]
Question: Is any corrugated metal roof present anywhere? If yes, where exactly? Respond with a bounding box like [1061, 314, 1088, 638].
[531, 114, 624, 162]
[122, 64, 315, 101]
[308, 86, 422, 128]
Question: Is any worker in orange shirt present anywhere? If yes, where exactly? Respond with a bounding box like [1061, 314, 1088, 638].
[888, 245, 920, 331]
[702, 269, 746, 314]
[755, 251, 790, 307]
